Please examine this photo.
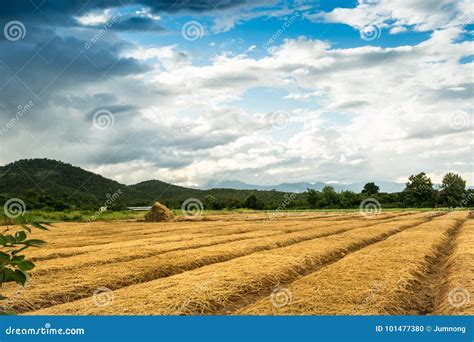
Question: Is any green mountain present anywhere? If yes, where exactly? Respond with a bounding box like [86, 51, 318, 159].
[3, 159, 469, 211]
[0, 159, 142, 209]
[0, 159, 299, 210]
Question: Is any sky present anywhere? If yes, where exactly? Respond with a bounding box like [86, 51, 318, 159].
[0, 0, 472, 187]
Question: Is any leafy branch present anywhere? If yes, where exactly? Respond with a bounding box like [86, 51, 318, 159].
[0, 221, 49, 313]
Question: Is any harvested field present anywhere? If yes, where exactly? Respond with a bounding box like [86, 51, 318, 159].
[434, 218, 474, 315]
[238, 211, 469, 315]
[2, 211, 471, 316]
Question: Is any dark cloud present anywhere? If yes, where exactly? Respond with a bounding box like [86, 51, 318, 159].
[0, 0, 250, 25]
[0, 32, 148, 123]
[103, 16, 165, 31]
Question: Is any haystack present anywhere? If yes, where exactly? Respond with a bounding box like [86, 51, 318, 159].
[144, 202, 175, 222]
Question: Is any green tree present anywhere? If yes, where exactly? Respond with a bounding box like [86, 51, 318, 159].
[440, 173, 466, 208]
[464, 189, 474, 208]
[203, 195, 217, 210]
[306, 189, 320, 209]
[320, 186, 338, 207]
[225, 198, 242, 209]
[403, 172, 435, 207]
[361, 182, 380, 196]
[339, 190, 359, 208]
[244, 194, 263, 210]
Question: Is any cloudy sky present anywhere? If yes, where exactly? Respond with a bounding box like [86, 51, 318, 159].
[0, 0, 472, 187]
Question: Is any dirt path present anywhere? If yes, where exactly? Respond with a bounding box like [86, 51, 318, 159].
[397, 216, 468, 315]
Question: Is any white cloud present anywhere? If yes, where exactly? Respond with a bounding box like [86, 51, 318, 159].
[312, 0, 473, 33]
[3, 3, 473, 187]
[75, 9, 111, 26]
[91, 28, 472, 185]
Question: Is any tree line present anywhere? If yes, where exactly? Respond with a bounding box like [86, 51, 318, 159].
[202, 172, 472, 210]
[1, 166, 471, 212]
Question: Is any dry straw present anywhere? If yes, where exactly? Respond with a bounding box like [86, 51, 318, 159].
[28, 213, 429, 315]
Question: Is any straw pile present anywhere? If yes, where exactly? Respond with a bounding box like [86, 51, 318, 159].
[144, 202, 175, 222]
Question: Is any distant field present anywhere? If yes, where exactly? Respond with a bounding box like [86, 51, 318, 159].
[2, 210, 472, 315]
[0, 207, 461, 225]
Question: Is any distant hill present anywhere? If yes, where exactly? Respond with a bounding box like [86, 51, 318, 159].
[202, 180, 406, 193]
[1, 159, 471, 211]
[0, 159, 143, 209]
[0, 159, 298, 210]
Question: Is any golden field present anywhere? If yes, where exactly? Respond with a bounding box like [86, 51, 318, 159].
[2, 210, 472, 316]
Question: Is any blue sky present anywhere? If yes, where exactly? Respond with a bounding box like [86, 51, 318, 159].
[0, 0, 472, 186]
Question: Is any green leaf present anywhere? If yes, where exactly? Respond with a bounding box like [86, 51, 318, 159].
[0, 252, 9, 265]
[29, 222, 49, 231]
[17, 261, 34, 271]
[15, 231, 27, 242]
[24, 239, 46, 247]
[20, 224, 31, 233]
[0, 236, 6, 245]
[2, 268, 15, 282]
[13, 269, 27, 286]
[10, 255, 25, 265]
[4, 235, 16, 244]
